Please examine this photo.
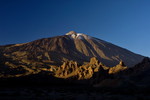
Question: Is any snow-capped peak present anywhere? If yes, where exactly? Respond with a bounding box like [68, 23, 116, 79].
[65, 31, 92, 40]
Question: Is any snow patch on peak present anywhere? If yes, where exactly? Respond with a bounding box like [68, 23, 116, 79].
[66, 31, 77, 36]
[66, 31, 92, 40]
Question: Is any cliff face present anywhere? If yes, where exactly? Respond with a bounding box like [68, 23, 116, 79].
[109, 61, 127, 74]
[54, 57, 127, 81]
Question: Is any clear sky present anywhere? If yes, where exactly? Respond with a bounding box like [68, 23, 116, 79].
[0, 0, 150, 57]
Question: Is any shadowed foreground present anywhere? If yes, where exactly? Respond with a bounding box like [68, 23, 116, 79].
[0, 57, 150, 100]
[0, 86, 150, 100]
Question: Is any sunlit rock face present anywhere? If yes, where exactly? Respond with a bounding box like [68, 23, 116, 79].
[108, 61, 127, 74]
[54, 57, 109, 80]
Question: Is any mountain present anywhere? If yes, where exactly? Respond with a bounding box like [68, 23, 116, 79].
[0, 31, 145, 79]
[0, 31, 149, 99]
[0, 31, 143, 68]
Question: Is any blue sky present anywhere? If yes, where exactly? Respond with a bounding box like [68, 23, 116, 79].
[0, 0, 150, 57]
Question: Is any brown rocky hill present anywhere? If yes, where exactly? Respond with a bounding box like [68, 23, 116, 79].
[0, 31, 145, 79]
[0, 31, 144, 67]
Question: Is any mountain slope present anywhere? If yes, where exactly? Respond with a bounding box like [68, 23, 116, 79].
[1, 31, 144, 67]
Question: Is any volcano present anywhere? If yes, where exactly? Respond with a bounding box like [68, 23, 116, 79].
[0, 31, 143, 68]
[0, 31, 149, 95]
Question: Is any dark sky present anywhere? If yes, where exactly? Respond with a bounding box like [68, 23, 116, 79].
[0, 0, 150, 57]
